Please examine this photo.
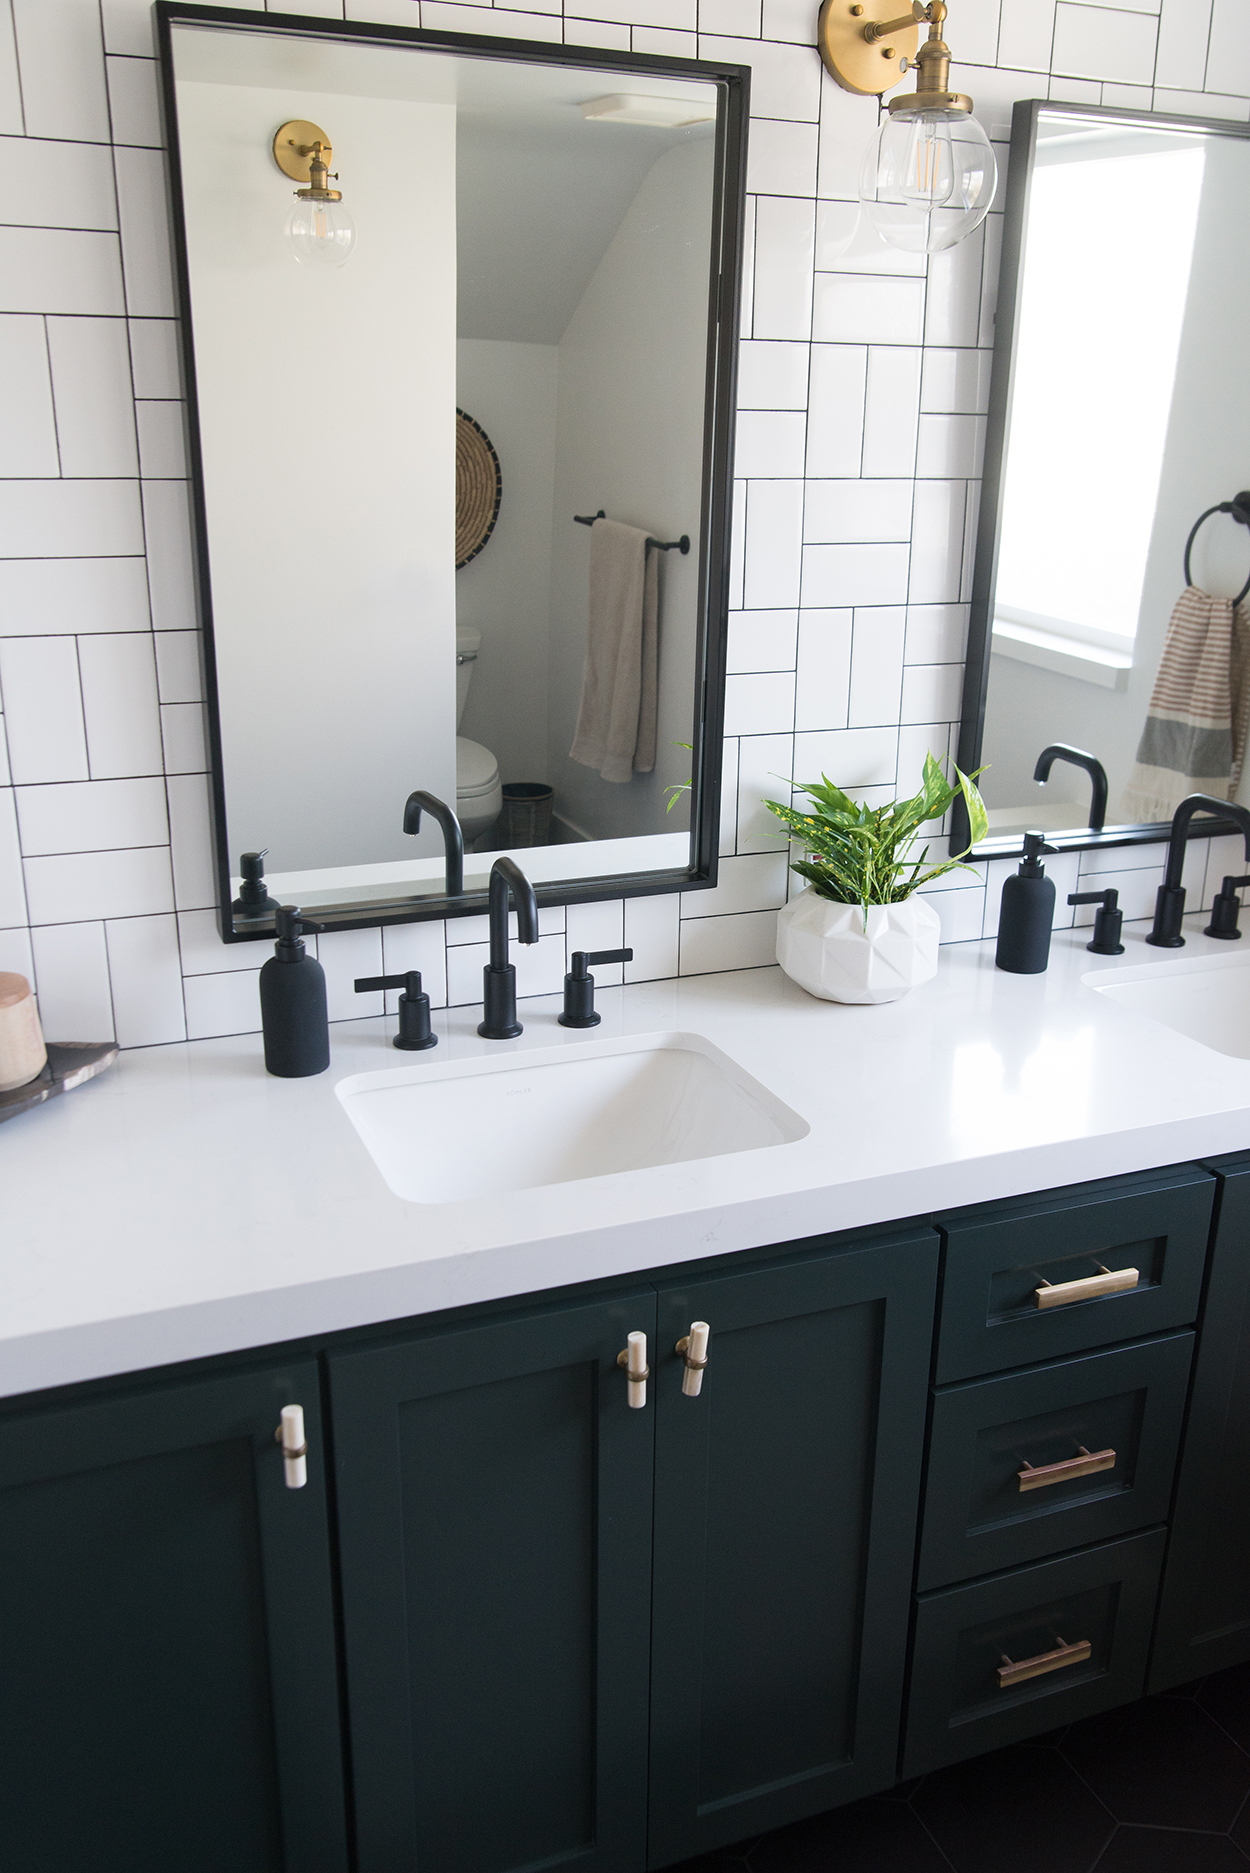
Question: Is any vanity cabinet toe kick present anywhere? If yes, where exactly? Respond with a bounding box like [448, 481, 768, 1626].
[4, 1155, 1250, 1873]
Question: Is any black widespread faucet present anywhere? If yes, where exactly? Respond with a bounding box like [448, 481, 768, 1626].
[1033, 745, 1109, 833]
[1147, 793, 1250, 946]
[479, 857, 539, 1039]
[403, 790, 464, 896]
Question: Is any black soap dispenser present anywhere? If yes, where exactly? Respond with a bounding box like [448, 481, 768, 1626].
[260, 906, 329, 1077]
[996, 833, 1056, 975]
[231, 849, 281, 922]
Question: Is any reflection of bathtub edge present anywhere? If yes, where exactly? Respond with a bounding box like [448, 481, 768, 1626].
[983, 802, 1099, 834]
[252, 828, 693, 906]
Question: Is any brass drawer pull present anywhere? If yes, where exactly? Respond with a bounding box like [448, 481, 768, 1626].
[1017, 1445, 1116, 1492]
[997, 1636, 1091, 1687]
[1033, 1263, 1139, 1310]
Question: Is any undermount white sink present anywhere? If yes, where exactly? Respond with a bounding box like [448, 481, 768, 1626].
[336, 1030, 810, 1204]
[1086, 950, 1250, 1059]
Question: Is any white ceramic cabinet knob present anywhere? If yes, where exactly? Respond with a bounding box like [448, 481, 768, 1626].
[276, 1403, 308, 1488]
[617, 1331, 649, 1408]
[677, 1321, 710, 1397]
[0, 974, 47, 1094]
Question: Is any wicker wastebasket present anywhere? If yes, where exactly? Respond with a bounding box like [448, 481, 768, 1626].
[496, 782, 554, 848]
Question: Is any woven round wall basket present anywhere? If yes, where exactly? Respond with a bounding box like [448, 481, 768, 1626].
[455, 409, 502, 569]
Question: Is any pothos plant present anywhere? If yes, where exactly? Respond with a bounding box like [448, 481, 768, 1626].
[764, 754, 989, 911]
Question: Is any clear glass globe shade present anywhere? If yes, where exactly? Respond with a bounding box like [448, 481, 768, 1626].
[286, 197, 356, 269]
[860, 108, 997, 254]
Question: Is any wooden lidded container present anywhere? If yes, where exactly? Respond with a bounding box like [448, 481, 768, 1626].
[0, 974, 47, 1093]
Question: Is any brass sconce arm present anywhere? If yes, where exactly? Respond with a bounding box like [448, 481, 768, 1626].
[862, 0, 930, 42]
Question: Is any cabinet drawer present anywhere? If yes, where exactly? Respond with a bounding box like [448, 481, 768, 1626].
[903, 1527, 1165, 1776]
[918, 1332, 1193, 1589]
[936, 1170, 1213, 1382]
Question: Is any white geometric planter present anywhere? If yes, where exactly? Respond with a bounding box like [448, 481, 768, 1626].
[775, 889, 941, 1005]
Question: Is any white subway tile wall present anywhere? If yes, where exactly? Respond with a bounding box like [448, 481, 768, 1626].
[0, 0, 1239, 1046]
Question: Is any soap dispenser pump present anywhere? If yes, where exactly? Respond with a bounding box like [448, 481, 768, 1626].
[259, 906, 329, 1077]
[232, 849, 282, 922]
[995, 832, 1056, 975]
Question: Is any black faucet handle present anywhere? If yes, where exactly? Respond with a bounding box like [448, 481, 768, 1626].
[1205, 875, 1250, 941]
[353, 972, 437, 1049]
[569, 947, 634, 979]
[560, 948, 633, 1029]
[1068, 888, 1124, 956]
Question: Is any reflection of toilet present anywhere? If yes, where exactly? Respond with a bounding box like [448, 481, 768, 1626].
[455, 626, 502, 843]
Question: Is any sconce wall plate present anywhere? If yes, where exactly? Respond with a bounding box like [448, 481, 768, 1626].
[273, 120, 333, 183]
[817, 0, 918, 94]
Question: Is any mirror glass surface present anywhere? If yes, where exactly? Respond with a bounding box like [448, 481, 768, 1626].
[964, 104, 1250, 845]
[163, 11, 737, 934]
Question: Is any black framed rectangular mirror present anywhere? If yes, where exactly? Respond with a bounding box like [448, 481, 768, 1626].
[155, 3, 747, 940]
[953, 99, 1250, 859]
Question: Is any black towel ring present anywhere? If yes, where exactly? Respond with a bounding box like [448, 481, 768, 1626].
[1183, 491, 1250, 605]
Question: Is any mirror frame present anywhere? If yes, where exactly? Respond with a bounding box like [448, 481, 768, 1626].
[155, 1, 749, 942]
[951, 97, 1248, 860]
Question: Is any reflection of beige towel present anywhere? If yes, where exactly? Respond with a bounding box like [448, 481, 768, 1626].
[1121, 586, 1250, 822]
[569, 518, 658, 784]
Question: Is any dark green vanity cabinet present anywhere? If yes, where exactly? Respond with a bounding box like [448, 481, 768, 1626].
[932, 1168, 1213, 1383]
[902, 1166, 1216, 1776]
[647, 1234, 938, 1866]
[10, 1154, 1250, 1872]
[328, 1291, 659, 1873]
[327, 1230, 938, 1873]
[1151, 1152, 1250, 1689]
[0, 1360, 348, 1873]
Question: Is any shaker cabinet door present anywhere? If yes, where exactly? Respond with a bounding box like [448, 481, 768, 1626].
[0, 1359, 347, 1873]
[646, 1230, 939, 1868]
[1152, 1154, 1250, 1689]
[329, 1291, 657, 1873]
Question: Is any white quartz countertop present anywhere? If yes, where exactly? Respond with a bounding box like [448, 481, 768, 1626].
[4, 919, 1250, 1400]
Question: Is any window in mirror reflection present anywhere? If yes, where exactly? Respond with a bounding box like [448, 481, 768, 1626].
[996, 131, 1205, 674]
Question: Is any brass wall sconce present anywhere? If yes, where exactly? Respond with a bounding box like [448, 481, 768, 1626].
[817, 0, 996, 253]
[273, 120, 356, 269]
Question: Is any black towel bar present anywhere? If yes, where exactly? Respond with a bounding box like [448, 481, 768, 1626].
[574, 509, 690, 554]
[1183, 491, 1250, 605]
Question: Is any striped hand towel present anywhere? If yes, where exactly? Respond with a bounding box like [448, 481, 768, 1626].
[1120, 586, 1250, 823]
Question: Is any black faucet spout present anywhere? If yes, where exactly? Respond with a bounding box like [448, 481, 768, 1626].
[1147, 793, 1250, 947]
[487, 857, 538, 966]
[1033, 744, 1109, 833]
[403, 790, 464, 896]
[479, 857, 539, 1039]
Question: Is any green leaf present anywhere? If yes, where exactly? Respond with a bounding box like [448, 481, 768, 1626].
[953, 763, 989, 850]
[768, 754, 983, 908]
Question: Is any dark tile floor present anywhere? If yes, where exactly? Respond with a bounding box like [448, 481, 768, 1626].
[668, 1664, 1250, 1873]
